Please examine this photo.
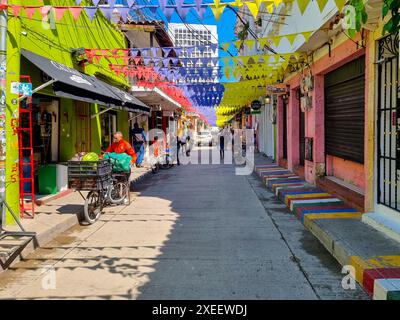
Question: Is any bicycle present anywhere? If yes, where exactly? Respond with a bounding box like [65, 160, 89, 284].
[68, 160, 131, 225]
[150, 147, 175, 173]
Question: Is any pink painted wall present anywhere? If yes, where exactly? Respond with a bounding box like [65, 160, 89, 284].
[276, 96, 284, 162]
[282, 36, 366, 188]
[326, 155, 365, 189]
[287, 88, 300, 170]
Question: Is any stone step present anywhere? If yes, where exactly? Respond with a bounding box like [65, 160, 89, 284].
[362, 212, 400, 244]
[317, 177, 365, 212]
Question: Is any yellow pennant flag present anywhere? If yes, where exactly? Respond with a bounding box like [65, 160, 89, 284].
[210, 4, 227, 21]
[302, 31, 313, 43]
[334, 0, 347, 12]
[240, 56, 251, 65]
[224, 67, 231, 79]
[233, 40, 242, 50]
[229, 0, 244, 7]
[265, 3, 275, 14]
[296, 0, 310, 15]
[316, 0, 329, 12]
[221, 56, 231, 65]
[252, 55, 261, 63]
[270, 36, 281, 47]
[244, 39, 255, 50]
[258, 38, 268, 48]
[221, 42, 231, 52]
[253, 0, 264, 8]
[273, 0, 283, 7]
[285, 33, 298, 46]
[246, 2, 259, 19]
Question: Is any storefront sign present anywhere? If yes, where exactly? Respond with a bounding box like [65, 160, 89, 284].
[251, 110, 261, 114]
[251, 99, 262, 110]
[19, 82, 32, 96]
[10, 82, 19, 95]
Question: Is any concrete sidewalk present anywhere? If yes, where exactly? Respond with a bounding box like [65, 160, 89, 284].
[0, 166, 152, 271]
[251, 152, 400, 300]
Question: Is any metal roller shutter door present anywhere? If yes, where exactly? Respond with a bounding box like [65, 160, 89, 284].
[325, 56, 365, 164]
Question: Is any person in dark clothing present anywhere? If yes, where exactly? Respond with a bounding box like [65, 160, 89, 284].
[219, 131, 225, 159]
[176, 136, 181, 165]
[130, 122, 146, 167]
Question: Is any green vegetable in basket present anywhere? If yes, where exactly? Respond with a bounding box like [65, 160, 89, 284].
[103, 152, 132, 172]
[82, 152, 99, 162]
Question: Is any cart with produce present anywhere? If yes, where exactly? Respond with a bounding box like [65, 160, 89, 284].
[68, 157, 130, 225]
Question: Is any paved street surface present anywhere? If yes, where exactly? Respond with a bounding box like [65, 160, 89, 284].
[0, 147, 368, 299]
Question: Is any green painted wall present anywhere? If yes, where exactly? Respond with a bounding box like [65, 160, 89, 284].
[5, 0, 131, 221]
[5, 9, 22, 224]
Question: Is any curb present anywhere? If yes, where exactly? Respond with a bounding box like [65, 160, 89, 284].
[253, 161, 400, 300]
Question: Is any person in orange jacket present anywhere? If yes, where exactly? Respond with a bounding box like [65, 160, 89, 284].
[105, 131, 137, 164]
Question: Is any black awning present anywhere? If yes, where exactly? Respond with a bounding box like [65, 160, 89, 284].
[21, 49, 150, 114]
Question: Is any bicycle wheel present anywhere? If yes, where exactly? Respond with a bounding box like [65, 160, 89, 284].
[160, 157, 173, 169]
[109, 180, 128, 204]
[83, 191, 103, 224]
[151, 163, 159, 173]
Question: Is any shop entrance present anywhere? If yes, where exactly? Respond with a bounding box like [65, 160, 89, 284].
[100, 110, 117, 152]
[299, 90, 305, 166]
[377, 33, 400, 213]
[32, 95, 59, 165]
[75, 101, 91, 153]
[282, 97, 288, 160]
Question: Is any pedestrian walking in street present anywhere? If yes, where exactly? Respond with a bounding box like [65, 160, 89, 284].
[219, 128, 225, 159]
[180, 131, 187, 155]
[185, 126, 193, 157]
[130, 122, 146, 167]
[176, 136, 181, 165]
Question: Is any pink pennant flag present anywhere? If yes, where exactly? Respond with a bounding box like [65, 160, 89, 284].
[24, 7, 37, 20]
[12, 6, 22, 18]
[54, 7, 68, 21]
[69, 7, 82, 21]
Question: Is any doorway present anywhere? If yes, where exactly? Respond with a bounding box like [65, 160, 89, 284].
[100, 111, 117, 152]
[32, 95, 59, 164]
[282, 97, 288, 160]
[75, 101, 92, 153]
[299, 90, 305, 166]
[377, 33, 400, 213]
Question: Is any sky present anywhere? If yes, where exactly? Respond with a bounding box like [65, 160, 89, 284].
[134, 0, 238, 126]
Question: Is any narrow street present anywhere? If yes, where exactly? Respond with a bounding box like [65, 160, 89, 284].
[0, 147, 368, 300]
